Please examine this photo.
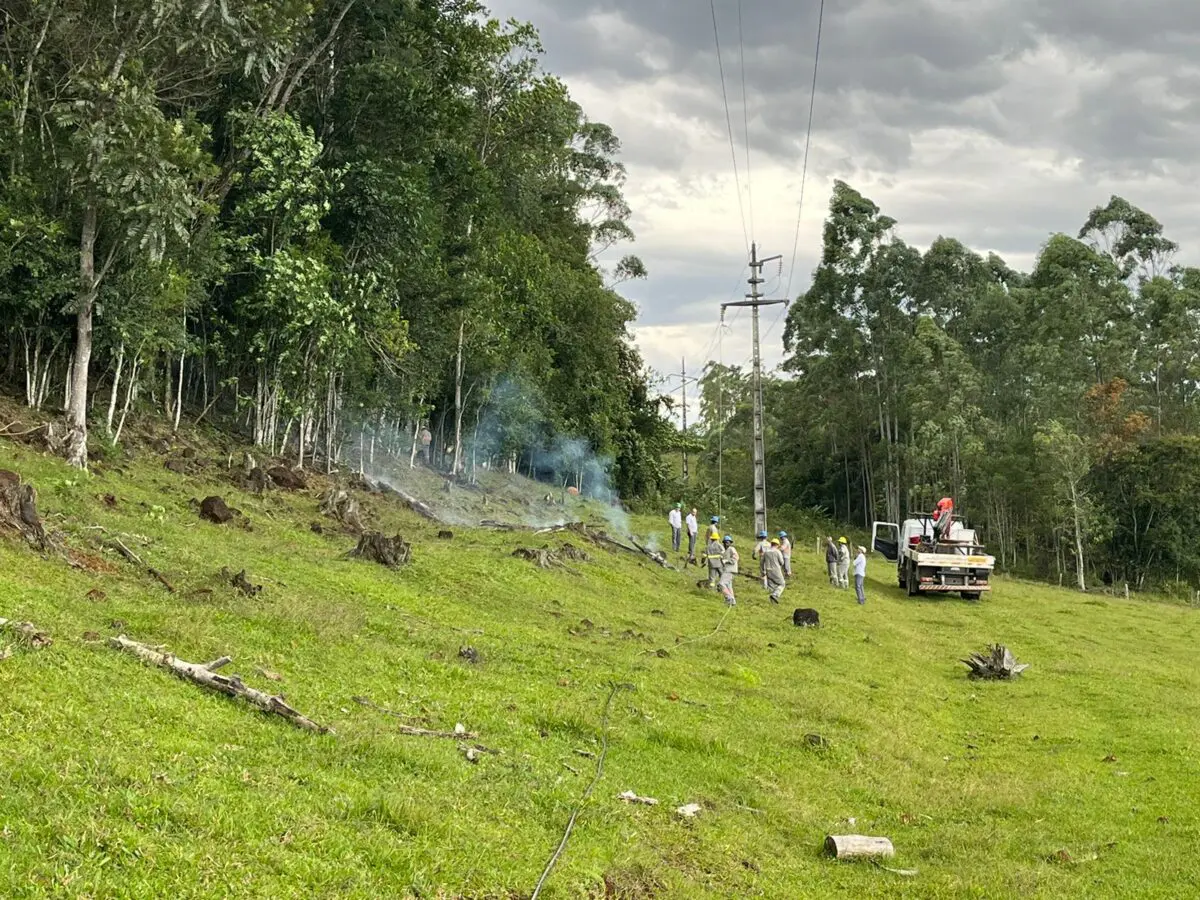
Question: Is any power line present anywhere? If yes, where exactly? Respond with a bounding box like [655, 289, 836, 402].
[709, 0, 750, 253]
[783, 0, 827, 303]
[737, 0, 754, 243]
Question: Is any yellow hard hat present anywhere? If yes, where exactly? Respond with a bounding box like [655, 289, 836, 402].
[838, 536, 848, 544]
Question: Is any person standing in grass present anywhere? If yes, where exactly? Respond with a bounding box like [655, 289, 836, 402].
[854, 545, 867, 605]
[837, 536, 851, 588]
[685, 507, 699, 562]
[778, 531, 792, 576]
[705, 531, 724, 588]
[719, 534, 739, 606]
[752, 530, 771, 576]
[825, 537, 839, 585]
[761, 538, 786, 604]
[668, 503, 683, 552]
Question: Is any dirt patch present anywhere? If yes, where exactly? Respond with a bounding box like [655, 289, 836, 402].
[67, 550, 119, 575]
[591, 866, 666, 899]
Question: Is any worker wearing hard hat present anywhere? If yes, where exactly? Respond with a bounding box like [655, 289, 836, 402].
[778, 531, 792, 576]
[719, 535, 739, 606]
[761, 538, 786, 603]
[751, 530, 771, 577]
[707, 515, 721, 542]
[932, 497, 954, 543]
[836, 536, 851, 589]
[705, 530, 724, 589]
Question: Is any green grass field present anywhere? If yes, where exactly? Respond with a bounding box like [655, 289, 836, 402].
[2, 433, 1199, 899]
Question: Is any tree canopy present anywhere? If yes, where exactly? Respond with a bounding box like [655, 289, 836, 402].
[689, 181, 1200, 593]
[0, 0, 669, 498]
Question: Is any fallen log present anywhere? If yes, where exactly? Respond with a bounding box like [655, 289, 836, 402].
[386, 485, 439, 521]
[109, 635, 330, 734]
[630, 538, 676, 570]
[0, 617, 52, 649]
[824, 835, 895, 860]
[104, 538, 176, 593]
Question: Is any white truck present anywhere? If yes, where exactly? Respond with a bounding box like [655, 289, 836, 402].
[871, 515, 995, 600]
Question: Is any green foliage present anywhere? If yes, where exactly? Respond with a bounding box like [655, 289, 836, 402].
[693, 183, 1200, 590]
[0, 0, 667, 496]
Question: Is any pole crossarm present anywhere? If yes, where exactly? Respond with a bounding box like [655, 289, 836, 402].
[722, 299, 788, 308]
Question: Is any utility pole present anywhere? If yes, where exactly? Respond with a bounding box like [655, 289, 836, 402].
[721, 242, 785, 536]
[666, 357, 699, 481]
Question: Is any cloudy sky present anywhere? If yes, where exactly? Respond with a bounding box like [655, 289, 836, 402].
[485, 0, 1200, 396]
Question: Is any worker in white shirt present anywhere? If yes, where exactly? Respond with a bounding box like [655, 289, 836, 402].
[668, 503, 683, 553]
[854, 545, 867, 605]
[685, 507, 699, 563]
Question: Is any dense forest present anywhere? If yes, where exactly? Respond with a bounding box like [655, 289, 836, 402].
[694, 182, 1200, 595]
[0, 0, 673, 497]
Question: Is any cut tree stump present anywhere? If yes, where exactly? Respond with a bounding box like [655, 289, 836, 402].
[349, 531, 411, 568]
[0, 473, 48, 550]
[245, 467, 269, 494]
[267, 466, 307, 490]
[961, 644, 1029, 680]
[319, 488, 364, 533]
[199, 496, 236, 524]
[824, 835, 895, 860]
[108, 635, 330, 733]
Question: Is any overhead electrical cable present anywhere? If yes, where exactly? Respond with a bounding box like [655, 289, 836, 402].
[710, 0, 751, 253]
[783, 0, 827, 303]
[737, 0, 755, 242]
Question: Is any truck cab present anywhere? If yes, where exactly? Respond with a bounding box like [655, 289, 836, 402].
[872, 515, 995, 600]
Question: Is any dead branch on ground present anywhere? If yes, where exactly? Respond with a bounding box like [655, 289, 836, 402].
[109, 635, 330, 733]
[0, 618, 52, 649]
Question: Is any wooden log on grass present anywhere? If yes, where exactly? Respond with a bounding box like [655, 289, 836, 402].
[108, 636, 330, 734]
[0, 617, 52, 648]
[824, 835, 895, 860]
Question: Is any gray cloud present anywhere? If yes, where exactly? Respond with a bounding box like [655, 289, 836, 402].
[484, 0, 1200, 374]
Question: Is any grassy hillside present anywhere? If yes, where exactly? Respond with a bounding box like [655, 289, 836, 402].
[1, 433, 1199, 899]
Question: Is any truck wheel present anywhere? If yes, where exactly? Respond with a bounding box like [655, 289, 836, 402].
[906, 563, 919, 597]
[898, 565, 907, 589]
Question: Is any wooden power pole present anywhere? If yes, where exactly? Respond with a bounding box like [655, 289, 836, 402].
[722, 242, 784, 536]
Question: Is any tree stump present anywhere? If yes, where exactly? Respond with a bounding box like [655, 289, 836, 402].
[961, 644, 1029, 680]
[267, 466, 306, 490]
[246, 467, 269, 494]
[199, 495, 236, 524]
[793, 608, 820, 627]
[0, 473, 48, 549]
[824, 835, 894, 859]
[319, 488, 364, 533]
[349, 532, 411, 568]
